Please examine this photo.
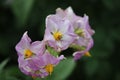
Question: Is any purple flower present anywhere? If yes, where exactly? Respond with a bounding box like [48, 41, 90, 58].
[15, 31, 64, 78]
[15, 31, 45, 77]
[56, 7, 95, 60]
[15, 31, 45, 59]
[18, 50, 64, 78]
[44, 15, 76, 51]
[56, 7, 94, 35]
[72, 15, 94, 60]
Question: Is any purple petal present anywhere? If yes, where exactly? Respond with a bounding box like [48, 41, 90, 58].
[83, 14, 95, 35]
[59, 19, 73, 33]
[44, 28, 55, 42]
[15, 31, 31, 56]
[44, 14, 77, 51]
[18, 56, 31, 75]
[46, 15, 59, 32]
[43, 51, 60, 65]
[58, 55, 65, 60]
[73, 51, 84, 60]
[30, 41, 45, 56]
[56, 8, 65, 18]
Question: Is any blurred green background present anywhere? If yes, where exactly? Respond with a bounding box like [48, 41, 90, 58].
[0, 0, 120, 80]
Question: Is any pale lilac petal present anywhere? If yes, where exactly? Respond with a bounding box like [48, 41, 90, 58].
[44, 28, 55, 41]
[27, 57, 45, 71]
[58, 55, 65, 60]
[18, 55, 48, 77]
[18, 56, 31, 75]
[43, 52, 57, 65]
[48, 40, 58, 50]
[56, 6, 77, 22]
[65, 6, 74, 16]
[15, 31, 31, 55]
[56, 41, 62, 50]
[76, 37, 89, 46]
[46, 15, 58, 32]
[56, 8, 65, 18]
[86, 38, 94, 51]
[39, 69, 48, 78]
[65, 6, 77, 21]
[44, 29, 57, 50]
[61, 34, 75, 49]
[30, 41, 45, 55]
[59, 19, 73, 33]
[73, 51, 84, 60]
[83, 14, 95, 35]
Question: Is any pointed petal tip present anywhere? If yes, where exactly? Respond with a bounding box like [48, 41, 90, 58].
[23, 31, 28, 35]
[56, 7, 62, 11]
[67, 6, 72, 10]
[22, 31, 29, 39]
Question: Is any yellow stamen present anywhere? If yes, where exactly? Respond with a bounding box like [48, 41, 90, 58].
[45, 64, 53, 75]
[84, 52, 91, 57]
[24, 49, 33, 58]
[53, 31, 62, 41]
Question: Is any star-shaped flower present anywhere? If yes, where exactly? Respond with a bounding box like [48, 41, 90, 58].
[44, 15, 76, 51]
[56, 7, 95, 60]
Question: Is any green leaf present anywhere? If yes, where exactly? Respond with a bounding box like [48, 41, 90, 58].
[5, 76, 19, 80]
[11, 0, 34, 27]
[25, 76, 33, 80]
[48, 57, 76, 80]
[34, 77, 43, 80]
[5, 66, 24, 77]
[0, 58, 9, 73]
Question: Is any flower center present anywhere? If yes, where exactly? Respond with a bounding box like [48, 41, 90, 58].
[24, 49, 33, 58]
[45, 64, 53, 75]
[53, 31, 62, 41]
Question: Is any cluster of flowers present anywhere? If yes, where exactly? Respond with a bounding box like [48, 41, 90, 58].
[15, 7, 94, 78]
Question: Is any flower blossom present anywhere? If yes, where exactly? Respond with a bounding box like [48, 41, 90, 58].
[44, 15, 76, 51]
[15, 31, 64, 78]
[18, 51, 63, 78]
[15, 31, 45, 58]
[56, 7, 94, 36]
[15, 6, 95, 79]
[56, 7, 95, 60]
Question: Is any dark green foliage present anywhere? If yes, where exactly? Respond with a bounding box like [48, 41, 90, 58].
[0, 0, 120, 80]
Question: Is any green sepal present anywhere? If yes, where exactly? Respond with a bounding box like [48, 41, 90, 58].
[75, 28, 84, 37]
[70, 44, 86, 51]
[47, 46, 59, 57]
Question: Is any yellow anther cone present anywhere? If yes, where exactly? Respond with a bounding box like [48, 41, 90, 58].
[53, 31, 62, 41]
[84, 52, 91, 57]
[24, 49, 33, 58]
[45, 64, 53, 75]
